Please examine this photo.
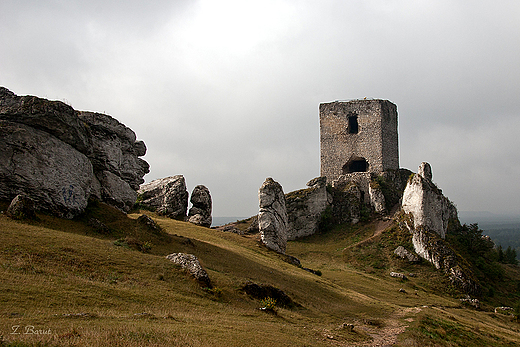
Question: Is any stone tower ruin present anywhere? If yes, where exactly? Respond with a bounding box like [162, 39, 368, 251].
[320, 99, 399, 183]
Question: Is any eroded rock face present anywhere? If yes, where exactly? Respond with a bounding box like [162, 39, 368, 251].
[79, 111, 149, 191]
[188, 185, 212, 227]
[0, 87, 92, 155]
[97, 171, 137, 212]
[137, 175, 188, 219]
[402, 162, 457, 239]
[0, 120, 94, 218]
[369, 182, 386, 214]
[0, 87, 149, 217]
[394, 246, 420, 263]
[400, 162, 480, 296]
[285, 177, 332, 240]
[329, 179, 363, 225]
[408, 225, 480, 295]
[258, 178, 288, 253]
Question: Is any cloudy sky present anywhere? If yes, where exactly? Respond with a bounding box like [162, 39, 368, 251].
[1, 0, 519, 218]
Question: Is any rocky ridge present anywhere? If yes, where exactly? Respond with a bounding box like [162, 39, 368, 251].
[0, 87, 149, 218]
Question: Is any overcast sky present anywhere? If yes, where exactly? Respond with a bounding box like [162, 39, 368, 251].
[1, 0, 519, 218]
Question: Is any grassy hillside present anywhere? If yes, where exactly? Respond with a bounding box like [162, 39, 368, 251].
[1, 203, 520, 346]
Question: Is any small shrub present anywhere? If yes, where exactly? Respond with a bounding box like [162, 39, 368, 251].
[359, 205, 371, 223]
[113, 238, 129, 248]
[318, 206, 334, 233]
[204, 287, 223, 298]
[260, 297, 277, 311]
[141, 241, 153, 253]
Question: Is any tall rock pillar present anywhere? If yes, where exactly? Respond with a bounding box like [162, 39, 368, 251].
[258, 178, 289, 254]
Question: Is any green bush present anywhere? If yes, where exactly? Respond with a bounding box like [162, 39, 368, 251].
[260, 297, 277, 311]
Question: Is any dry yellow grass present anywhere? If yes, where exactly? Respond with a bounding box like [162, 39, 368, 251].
[0, 205, 519, 346]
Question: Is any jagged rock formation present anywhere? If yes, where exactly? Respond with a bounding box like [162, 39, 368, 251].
[166, 253, 211, 287]
[188, 185, 212, 227]
[0, 87, 148, 218]
[137, 175, 189, 219]
[329, 177, 364, 224]
[258, 178, 288, 253]
[402, 162, 457, 239]
[328, 169, 412, 224]
[79, 111, 148, 191]
[400, 162, 480, 296]
[285, 177, 332, 240]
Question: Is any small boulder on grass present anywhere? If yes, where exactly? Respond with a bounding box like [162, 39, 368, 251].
[137, 214, 161, 232]
[6, 195, 37, 220]
[394, 246, 420, 263]
[166, 253, 212, 288]
[390, 272, 407, 280]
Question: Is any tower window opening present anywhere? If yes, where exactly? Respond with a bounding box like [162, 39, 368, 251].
[348, 115, 358, 134]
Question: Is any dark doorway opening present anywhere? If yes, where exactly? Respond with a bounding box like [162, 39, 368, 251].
[342, 156, 369, 174]
[348, 115, 359, 134]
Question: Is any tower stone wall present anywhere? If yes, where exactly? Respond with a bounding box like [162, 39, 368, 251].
[320, 99, 399, 183]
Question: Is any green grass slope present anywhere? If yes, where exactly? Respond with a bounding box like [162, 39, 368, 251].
[1, 203, 519, 346]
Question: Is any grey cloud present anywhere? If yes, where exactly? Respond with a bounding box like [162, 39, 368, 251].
[1, 0, 519, 216]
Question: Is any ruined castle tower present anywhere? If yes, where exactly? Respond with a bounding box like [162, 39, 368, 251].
[320, 99, 399, 183]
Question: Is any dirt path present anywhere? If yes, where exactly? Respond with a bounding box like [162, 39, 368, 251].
[354, 306, 422, 346]
[344, 205, 400, 251]
[343, 217, 393, 251]
[319, 306, 422, 346]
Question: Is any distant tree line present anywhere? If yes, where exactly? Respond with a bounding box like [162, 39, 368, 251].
[497, 245, 518, 265]
[478, 223, 520, 261]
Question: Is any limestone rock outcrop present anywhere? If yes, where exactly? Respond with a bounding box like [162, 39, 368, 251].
[0, 87, 149, 217]
[258, 178, 288, 253]
[400, 162, 480, 296]
[402, 162, 457, 239]
[137, 175, 189, 219]
[285, 177, 332, 240]
[328, 169, 412, 225]
[368, 182, 386, 214]
[394, 246, 420, 263]
[166, 253, 211, 287]
[79, 111, 149, 191]
[0, 120, 94, 218]
[0, 87, 92, 154]
[188, 185, 212, 227]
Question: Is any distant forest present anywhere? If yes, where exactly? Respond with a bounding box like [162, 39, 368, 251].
[459, 212, 520, 260]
